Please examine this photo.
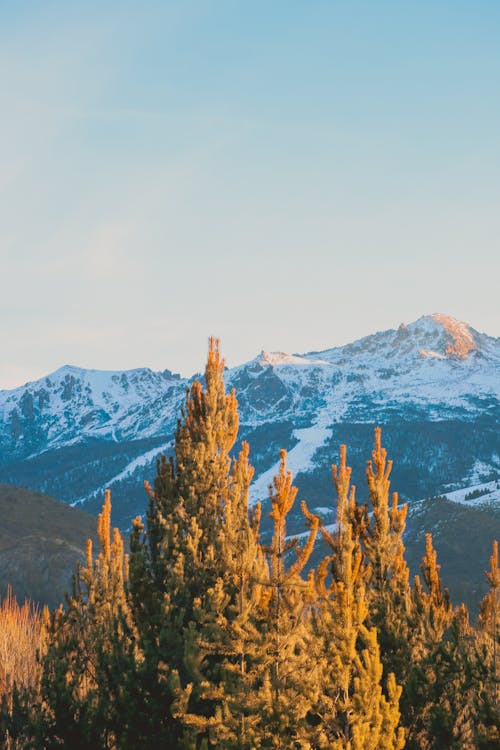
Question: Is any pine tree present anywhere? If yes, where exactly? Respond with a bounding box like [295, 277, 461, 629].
[205, 444, 271, 749]
[128, 447, 188, 747]
[411, 533, 452, 654]
[34, 491, 138, 749]
[230, 449, 320, 749]
[407, 601, 500, 750]
[477, 540, 500, 747]
[362, 428, 411, 684]
[404, 535, 459, 750]
[129, 338, 266, 748]
[308, 444, 405, 749]
[480, 540, 500, 711]
[349, 629, 405, 750]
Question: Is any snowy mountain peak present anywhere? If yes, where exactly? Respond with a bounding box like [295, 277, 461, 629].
[298, 315, 500, 394]
[409, 314, 476, 360]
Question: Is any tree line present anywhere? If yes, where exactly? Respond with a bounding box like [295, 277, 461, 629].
[0, 339, 498, 749]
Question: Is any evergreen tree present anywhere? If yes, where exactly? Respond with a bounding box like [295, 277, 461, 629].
[362, 428, 412, 684]
[479, 540, 500, 711]
[242, 449, 319, 749]
[476, 540, 500, 748]
[411, 533, 452, 655]
[206, 445, 271, 749]
[308, 444, 405, 749]
[407, 602, 499, 750]
[404, 533, 453, 750]
[403, 536, 498, 749]
[129, 338, 265, 748]
[33, 491, 138, 750]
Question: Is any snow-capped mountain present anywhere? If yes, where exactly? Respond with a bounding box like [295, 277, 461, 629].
[0, 314, 499, 533]
[0, 364, 184, 450]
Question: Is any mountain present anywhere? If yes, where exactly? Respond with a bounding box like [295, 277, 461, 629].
[0, 484, 98, 608]
[0, 313, 499, 605]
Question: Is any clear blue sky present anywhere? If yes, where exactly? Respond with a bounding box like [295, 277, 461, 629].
[1, 1, 499, 387]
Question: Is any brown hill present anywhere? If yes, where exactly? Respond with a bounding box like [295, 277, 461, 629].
[404, 496, 500, 614]
[0, 484, 99, 609]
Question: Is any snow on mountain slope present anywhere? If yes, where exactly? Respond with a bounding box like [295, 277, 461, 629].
[444, 479, 500, 507]
[0, 314, 498, 528]
[249, 423, 334, 506]
[234, 315, 500, 505]
[0, 364, 187, 455]
[71, 439, 174, 508]
[303, 314, 500, 412]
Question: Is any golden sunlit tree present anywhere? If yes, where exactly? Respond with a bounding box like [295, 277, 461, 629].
[404, 533, 453, 749]
[129, 338, 268, 748]
[307, 444, 405, 749]
[411, 533, 453, 655]
[403, 535, 498, 749]
[236, 450, 320, 749]
[362, 429, 412, 681]
[34, 491, 138, 750]
[480, 540, 500, 709]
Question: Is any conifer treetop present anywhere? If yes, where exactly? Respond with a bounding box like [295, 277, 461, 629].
[366, 427, 392, 539]
[179, 336, 238, 458]
[269, 449, 298, 527]
[417, 533, 449, 608]
[485, 540, 500, 591]
[367, 427, 392, 495]
[268, 450, 319, 581]
[82, 489, 129, 606]
[332, 443, 357, 533]
[413, 532, 452, 646]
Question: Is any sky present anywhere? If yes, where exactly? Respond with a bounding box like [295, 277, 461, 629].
[1, 1, 499, 388]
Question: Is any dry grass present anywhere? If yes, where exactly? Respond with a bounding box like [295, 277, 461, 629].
[0, 586, 47, 700]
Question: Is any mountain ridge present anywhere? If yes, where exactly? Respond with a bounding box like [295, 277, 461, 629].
[0, 313, 498, 532]
[4, 313, 499, 393]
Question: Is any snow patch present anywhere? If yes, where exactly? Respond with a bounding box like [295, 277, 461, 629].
[467, 459, 498, 485]
[443, 479, 500, 507]
[72, 440, 172, 506]
[250, 421, 333, 505]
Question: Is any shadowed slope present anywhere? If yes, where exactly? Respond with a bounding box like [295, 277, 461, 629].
[0, 484, 98, 608]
